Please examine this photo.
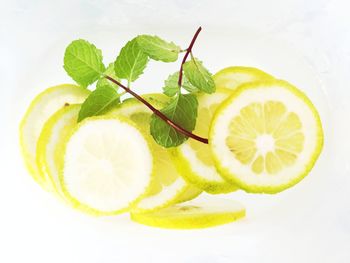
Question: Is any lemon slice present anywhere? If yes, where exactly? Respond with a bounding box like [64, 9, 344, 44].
[110, 94, 201, 212]
[210, 80, 324, 193]
[174, 89, 237, 194]
[59, 116, 154, 215]
[19, 84, 90, 188]
[36, 104, 80, 195]
[130, 198, 245, 229]
[213, 66, 273, 91]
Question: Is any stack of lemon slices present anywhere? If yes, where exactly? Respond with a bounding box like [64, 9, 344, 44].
[19, 66, 323, 229]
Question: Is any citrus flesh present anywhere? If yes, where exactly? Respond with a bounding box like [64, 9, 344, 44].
[60, 116, 154, 215]
[210, 80, 324, 193]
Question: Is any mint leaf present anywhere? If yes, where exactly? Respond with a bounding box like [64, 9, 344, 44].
[78, 85, 120, 122]
[137, 35, 181, 62]
[96, 63, 119, 90]
[150, 94, 198, 148]
[183, 58, 215, 94]
[114, 38, 148, 83]
[163, 72, 198, 97]
[163, 72, 180, 97]
[64, 39, 105, 88]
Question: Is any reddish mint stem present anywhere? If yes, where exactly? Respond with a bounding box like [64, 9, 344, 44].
[178, 26, 202, 88]
[105, 76, 208, 144]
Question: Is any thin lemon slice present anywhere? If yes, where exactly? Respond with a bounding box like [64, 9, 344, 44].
[19, 84, 90, 188]
[60, 116, 154, 215]
[130, 198, 245, 229]
[36, 104, 80, 195]
[210, 80, 324, 193]
[213, 66, 273, 91]
[110, 94, 201, 213]
[174, 89, 237, 194]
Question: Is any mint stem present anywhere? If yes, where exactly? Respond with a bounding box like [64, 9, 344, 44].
[105, 75, 208, 144]
[178, 26, 202, 88]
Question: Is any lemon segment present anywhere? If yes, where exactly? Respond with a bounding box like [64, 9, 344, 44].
[110, 94, 201, 212]
[36, 104, 80, 195]
[210, 80, 324, 193]
[174, 89, 237, 194]
[59, 116, 154, 215]
[19, 84, 90, 188]
[213, 66, 273, 91]
[130, 198, 245, 229]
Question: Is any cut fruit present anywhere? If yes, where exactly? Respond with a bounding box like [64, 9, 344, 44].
[210, 80, 324, 193]
[36, 104, 80, 195]
[19, 84, 90, 188]
[110, 94, 201, 212]
[59, 116, 154, 215]
[174, 89, 237, 194]
[213, 66, 273, 91]
[130, 198, 245, 229]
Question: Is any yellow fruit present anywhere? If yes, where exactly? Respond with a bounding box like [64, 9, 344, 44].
[36, 104, 80, 196]
[213, 66, 273, 91]
[210, 80, 324, 193]
[131, 198, 245, 229]
[19, 84, 90, 188]
[59, 116, 154, 215]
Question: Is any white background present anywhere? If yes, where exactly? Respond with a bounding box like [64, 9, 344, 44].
[1, 0, 350, 262]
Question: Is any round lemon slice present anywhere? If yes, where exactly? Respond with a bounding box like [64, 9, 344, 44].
[110, 94, 201, 213]
[130, 198, 245, 229]
[174, 89, 237, 194]
[19, 84, 90, 188]
[210, 80, 324, 193]
[60, 116, 154, 215]
[213, 66, 273, 91]
[36, 104, 80, 195]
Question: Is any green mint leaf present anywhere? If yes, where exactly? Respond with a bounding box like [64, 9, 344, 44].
[150, 94, 198, 148]
[64, 39, 105, 88]
[114, 38, 148, 83]
[163, 72, 198, 97]
[183, 58, 215, 94]
[78, 85, 120, 122]
[163, 72, 180, 97]
[182, 75, 198, 93]
[137, 35, 181, 62]
[96, 63, 119, 90]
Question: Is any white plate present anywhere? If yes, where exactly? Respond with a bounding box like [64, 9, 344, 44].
[1, 1, 350, 262]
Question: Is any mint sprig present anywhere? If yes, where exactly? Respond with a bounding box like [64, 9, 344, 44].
[63, 26, 211, 147]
